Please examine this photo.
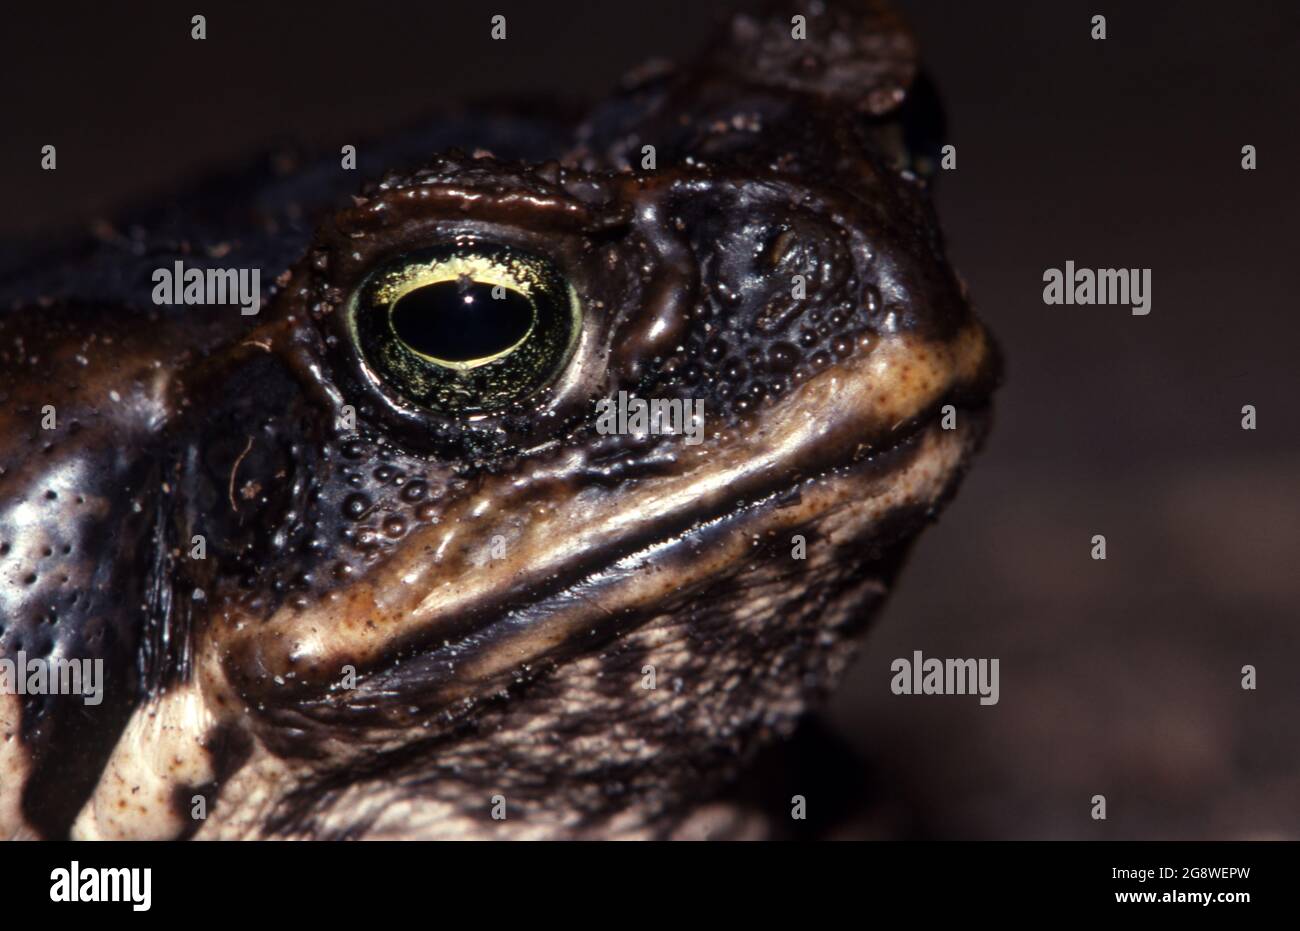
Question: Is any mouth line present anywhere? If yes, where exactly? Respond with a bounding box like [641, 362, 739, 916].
[454, 391, 993, 631]
[320, 408, 988, 721]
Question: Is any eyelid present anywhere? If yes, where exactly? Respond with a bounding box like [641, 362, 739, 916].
[371, 253, 540, 305]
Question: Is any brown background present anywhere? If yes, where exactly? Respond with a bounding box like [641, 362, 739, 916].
[2, 1, 1297, 838]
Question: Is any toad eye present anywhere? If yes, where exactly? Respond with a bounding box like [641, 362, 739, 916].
[346, 243, 580, 413]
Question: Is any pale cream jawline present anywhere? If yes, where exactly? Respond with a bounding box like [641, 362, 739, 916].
[454, 416, 974, 692]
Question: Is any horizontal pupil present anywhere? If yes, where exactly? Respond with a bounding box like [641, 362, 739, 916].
[390, 279, 533, 362]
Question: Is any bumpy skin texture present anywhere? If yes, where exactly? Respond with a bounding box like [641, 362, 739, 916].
[0, 0, 997, 839]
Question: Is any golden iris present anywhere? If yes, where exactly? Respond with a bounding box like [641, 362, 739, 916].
[347, 243, 580, 413]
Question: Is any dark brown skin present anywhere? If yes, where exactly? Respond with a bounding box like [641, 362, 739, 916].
[0, 0, 997, 839]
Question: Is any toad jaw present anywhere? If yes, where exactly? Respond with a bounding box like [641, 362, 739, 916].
[218, 321, 994, 697]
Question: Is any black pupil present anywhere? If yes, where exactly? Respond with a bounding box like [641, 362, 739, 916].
[390, 277, 533, 362]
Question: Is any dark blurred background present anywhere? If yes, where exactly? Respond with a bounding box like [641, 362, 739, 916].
[1, 1, 1297, 839]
